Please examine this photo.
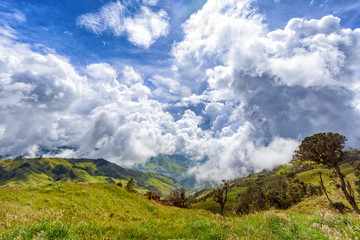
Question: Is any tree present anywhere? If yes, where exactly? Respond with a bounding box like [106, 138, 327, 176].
[167, 188, 189, 208]
[146, 191, 161, 201]
[126, 177, 136, 192]
[213, 180, 231, 216]
[294, 132, 360, 214]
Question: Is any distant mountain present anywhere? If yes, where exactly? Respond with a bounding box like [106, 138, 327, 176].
[0, 158, 182, 196]
[135, 154, 200, 188]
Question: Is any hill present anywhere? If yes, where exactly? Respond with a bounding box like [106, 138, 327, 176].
[0, 158, 181, 196]
[190, 163, 359, 215]
[1, 183, 359, 239]
[135, 154, 197, 188]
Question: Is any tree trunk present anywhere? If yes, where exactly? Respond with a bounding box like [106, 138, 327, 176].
[334, 164, 360, 214]
[319, 172, 333, 206]
[220, 203, 224, 216]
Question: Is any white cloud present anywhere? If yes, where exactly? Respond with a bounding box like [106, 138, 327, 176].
[124, 7, 169, 48]
[143, 0, 159, 6]
[76, 1, 169, 48]
[76, 1, 125, 36]
[167, 0, 360, 182]
[150, 75, 191, 100]
[86, 63, 117, 81]
[0, 29, 172, 166]
[2, 0, 360, 185]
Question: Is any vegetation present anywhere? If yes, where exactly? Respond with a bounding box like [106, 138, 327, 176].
[136, 154, 196, 188]
[1, 132, 360, 238]
[236, 175, 322, 215]
[166, 188, 190, 208]
[1, 183, 360, 239]
[294, 132, 360, 213]
[0, 158, 181, 196]
[125, 177, 136, 192]
[213, 180, 231, 216]
[192, 157, 359, 217]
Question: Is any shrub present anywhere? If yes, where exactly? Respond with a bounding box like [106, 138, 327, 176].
[333, 201, 346, 213]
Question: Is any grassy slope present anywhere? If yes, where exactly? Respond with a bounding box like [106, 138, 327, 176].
[191, 164, 359, 215]
[1, 183, 359, 239]
[0, 158, 181, 196]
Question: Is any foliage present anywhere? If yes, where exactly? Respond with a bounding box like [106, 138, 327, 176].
[146, 191, 161, 201]
[294, 132, 360, 214]
[236, 176, 323, 215]
[213, 180, 231, 215]
[293, 132, 346, 167]
[126, 177, 137, 192]
[349, 160, 360, 196]
[166, 188, 190, 208]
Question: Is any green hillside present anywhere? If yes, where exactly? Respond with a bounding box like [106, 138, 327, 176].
[191, 163, 359, 215]
[1, 183, 359, 239]
[0, 158, 181, 196]
[136, 154, 197, 188]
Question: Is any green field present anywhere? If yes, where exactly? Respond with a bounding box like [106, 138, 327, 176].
[1, 183, 360, 239]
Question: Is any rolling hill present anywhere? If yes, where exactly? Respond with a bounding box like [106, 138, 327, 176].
[0, 157, 182, 196]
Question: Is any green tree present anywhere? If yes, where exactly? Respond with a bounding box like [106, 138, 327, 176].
[294, 132, 360, 214]
[126, 177, 136, 192]
[213, 180, 231, 216]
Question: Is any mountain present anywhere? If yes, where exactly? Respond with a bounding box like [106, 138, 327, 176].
[135, 154, 198, 188]
[0, 158, 181, 196]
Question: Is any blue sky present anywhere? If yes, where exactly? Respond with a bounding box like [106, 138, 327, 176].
[1, 0, 360, 182]
[3, 0, 359, 74]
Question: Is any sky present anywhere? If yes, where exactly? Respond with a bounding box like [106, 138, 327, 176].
[1, 0, 360, 183]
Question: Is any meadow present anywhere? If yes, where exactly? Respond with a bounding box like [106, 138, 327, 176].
[1, 182, 360, 239]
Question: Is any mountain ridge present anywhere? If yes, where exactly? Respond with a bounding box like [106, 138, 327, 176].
[0, 157, 182, 196]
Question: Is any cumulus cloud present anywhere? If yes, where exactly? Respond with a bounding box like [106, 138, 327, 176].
[168, 0, 360, 182]
[0, 28, 173, 166]
[150, 75, 191, 100]
[2, 0, 360, 185]
[76, 1, 169, 48]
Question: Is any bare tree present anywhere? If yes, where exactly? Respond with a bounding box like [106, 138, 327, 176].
[213, 180, 231, 216]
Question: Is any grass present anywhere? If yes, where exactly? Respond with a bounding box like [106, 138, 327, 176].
[0, 183, 359, 239]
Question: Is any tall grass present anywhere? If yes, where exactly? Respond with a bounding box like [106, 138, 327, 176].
[1, 183, 359, 239]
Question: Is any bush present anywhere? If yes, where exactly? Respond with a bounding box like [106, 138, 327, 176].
[333, 201, 346, 213]
[236, 176, 321, 215]
[166, 188, 189, 208]
[306, 183, 322, 197]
